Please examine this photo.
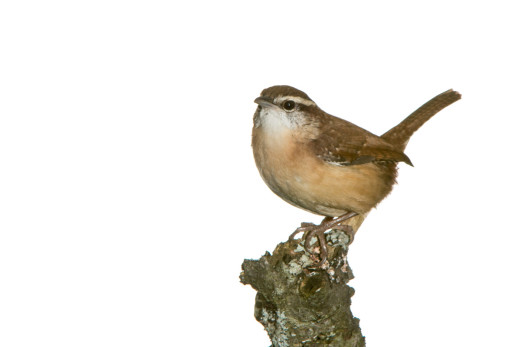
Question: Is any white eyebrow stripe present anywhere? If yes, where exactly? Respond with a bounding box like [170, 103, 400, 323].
[275, 96, 316, 107]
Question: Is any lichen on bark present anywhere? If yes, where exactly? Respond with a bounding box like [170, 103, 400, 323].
[240, 229, 365, 346]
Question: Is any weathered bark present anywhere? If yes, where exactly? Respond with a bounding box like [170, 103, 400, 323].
[240, 230, 365, 347]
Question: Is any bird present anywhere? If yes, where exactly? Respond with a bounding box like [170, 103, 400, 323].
[251, 85, 461, 266]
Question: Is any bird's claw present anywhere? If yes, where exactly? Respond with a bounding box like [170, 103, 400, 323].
[288, 213, 358, 267]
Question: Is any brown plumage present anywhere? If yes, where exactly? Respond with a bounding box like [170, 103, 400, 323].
[252, 85, 461, 266]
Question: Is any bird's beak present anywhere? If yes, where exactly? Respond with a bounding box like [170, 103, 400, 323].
[254, 96, 276, 108]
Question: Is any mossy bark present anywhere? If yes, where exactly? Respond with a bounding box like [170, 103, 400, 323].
[240, 230, 365, 347]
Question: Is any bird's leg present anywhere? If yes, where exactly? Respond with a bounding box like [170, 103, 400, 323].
[288, 217, 332, 241]
[288, 212, 358, 266]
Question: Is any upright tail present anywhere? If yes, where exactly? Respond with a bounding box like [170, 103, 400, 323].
[381, 89, 462, 151]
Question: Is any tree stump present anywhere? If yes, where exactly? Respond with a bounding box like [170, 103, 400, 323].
[240, 229, 365, 347]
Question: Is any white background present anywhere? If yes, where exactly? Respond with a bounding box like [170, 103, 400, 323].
[1, 1, 519, 346]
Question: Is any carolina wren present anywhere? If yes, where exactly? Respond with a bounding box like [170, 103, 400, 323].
[252, 85, 461, 266]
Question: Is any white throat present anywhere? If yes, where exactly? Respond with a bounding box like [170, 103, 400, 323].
[255, 107, 295, 133]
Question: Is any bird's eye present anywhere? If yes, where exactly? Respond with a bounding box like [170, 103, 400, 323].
[282, 100, 296, 111]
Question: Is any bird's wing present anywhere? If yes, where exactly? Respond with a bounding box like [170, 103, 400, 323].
[310, 115, 413, 166]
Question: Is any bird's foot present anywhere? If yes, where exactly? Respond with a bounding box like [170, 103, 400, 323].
[288, 212, 358, 267]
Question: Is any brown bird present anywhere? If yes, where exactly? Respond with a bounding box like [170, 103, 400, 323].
[252, 85, 461, 266]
